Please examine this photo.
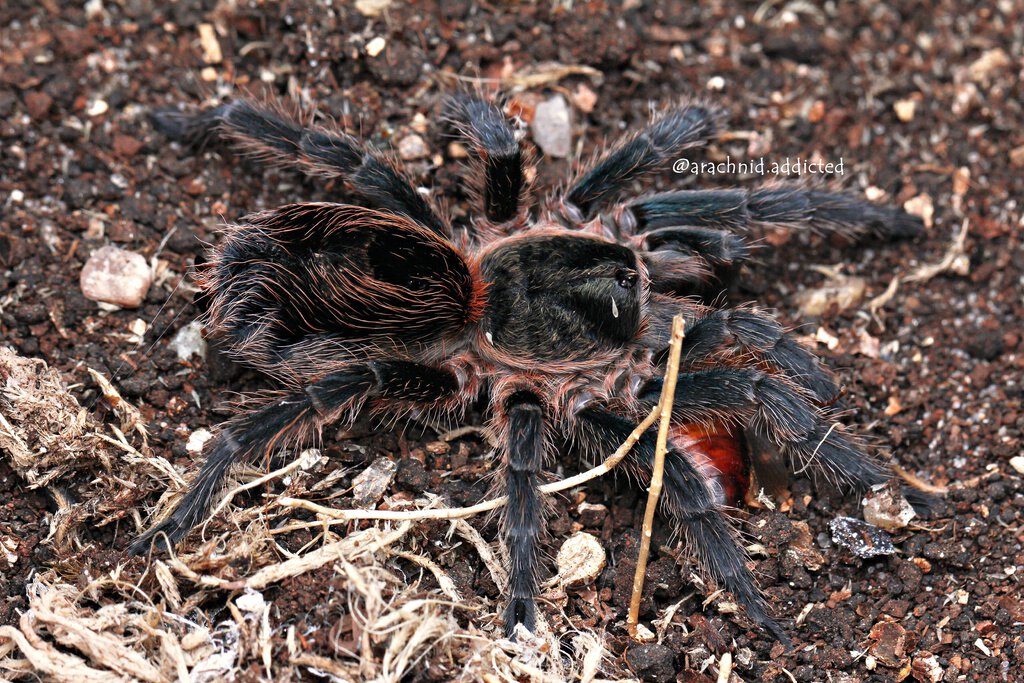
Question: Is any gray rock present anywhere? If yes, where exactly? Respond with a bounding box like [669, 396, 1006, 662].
[531, 95, 572, 158]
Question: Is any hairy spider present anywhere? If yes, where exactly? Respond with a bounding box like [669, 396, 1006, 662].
[130, 93, 931, 642]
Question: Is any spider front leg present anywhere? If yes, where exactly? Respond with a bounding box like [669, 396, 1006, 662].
[153, 100, 448, 235]
[443, 94, 529, 226]
[620, 186, 924, 241]
[560, 103, 721, 223]
[129, 361, 460, 554]
[572, 406, 788, 643]
[497, 390, 547, 637]
[639, 226, 750, 297]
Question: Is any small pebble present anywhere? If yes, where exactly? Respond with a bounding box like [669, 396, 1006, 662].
[355, 0, 391, 16]
[447, 141, 469, 159]
[80, 245, 152, 308]
[397, 134, 428, 160]
[186, 428, 214, 454]
[862, 483, 916, 530]
[235, 589, 266, 614]
[829, 516, 896, 558]
[1009, 145, 1024, 168]
[555, 531, 605, 586]
[531, 94, 571, 158]
[24, 91, 53, 119]
[86, 99, 109, 117]
[365, 36, 386, 57]
[965, 48, 1010, 83]
[893, 98, 916, 122]
[127, 318, 147, 343]
[903, 193, 934, 229]
[197, 23, 222, 64]
[1009, 456, 1024, 475]
[170, 320, 208, 361]
[572, 82, 597, 113]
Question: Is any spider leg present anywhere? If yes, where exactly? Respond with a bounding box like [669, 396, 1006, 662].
[128, 361, 459, 554]
[560, 103, 721, 222]
[640, 368, 934, 514]
[680, 308, 839, 404]
[572, 405, 789, 643]
[443, 94, 529, 226]
[152, 100, 448, 235]
[639, 226, 750, 296]
[497, 391, 546, 637]
[619, 186, 924, 241]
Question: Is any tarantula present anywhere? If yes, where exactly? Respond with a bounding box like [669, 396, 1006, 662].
[131, 93, 931, 642]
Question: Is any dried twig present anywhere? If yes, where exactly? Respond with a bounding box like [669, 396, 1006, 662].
[87, 368, 149, 447]
[271, 400, 663, 534]
[627, 315, 685, 637]
[868, 218, 970, 323]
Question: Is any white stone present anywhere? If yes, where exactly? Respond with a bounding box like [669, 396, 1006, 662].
[863, 483, 916, 531]
[397, 134, 428, 160]
[186, 428, 214, 454]
[170, 320, 207, 361]
[235, 589, 266, 614]
[365, 36, 386, 57]
[80, 245, 152, 308]
[555, 531, 605, 586]
[531, 95, 572, 158]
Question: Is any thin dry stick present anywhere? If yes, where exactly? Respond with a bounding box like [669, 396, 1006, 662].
[270, 400, 664, 534]
[627, 315, 685, 638]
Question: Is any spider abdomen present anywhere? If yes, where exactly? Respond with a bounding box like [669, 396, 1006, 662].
[203, 203, 485, 369]
[670, 422, 749, 507]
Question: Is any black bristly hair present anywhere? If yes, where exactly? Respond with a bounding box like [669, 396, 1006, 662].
[131, 91, 934, 646]
[442, 93, 527, 226]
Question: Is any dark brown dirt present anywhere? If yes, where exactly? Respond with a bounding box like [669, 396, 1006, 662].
[2, 1, 1021, 681]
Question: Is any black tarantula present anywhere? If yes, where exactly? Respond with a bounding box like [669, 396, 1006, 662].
[131, 92, 932, 643]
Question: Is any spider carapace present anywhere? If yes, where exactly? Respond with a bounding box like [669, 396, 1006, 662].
[131, 93, 933, 644]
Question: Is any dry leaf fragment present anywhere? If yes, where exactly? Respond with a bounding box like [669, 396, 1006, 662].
[197, 24, 222, 64]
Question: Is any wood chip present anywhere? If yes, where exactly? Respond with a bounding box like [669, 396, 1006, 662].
[197, 24, 222, 64]
[893, 98, 916, 122]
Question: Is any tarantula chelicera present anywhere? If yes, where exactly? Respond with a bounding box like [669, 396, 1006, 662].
[131, 93, 931, 642]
